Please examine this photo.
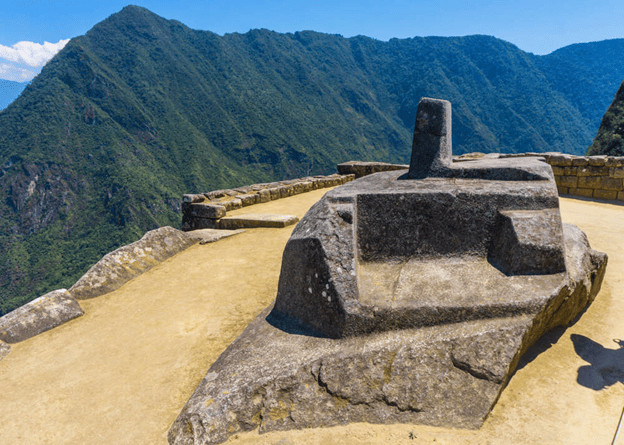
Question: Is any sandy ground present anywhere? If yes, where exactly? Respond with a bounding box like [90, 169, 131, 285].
[0, 191, 622, 445]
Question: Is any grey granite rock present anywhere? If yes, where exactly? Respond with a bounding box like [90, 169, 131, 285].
[169, 224, 606, 445]
[0, 289, 84, 344]
[169, 98, 608, 444]
[70, 226, 197, 300]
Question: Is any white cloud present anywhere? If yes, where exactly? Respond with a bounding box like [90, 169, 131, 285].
[0, 38, 69, 81]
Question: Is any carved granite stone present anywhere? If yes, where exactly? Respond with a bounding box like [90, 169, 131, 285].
[169, 98, 607, 445]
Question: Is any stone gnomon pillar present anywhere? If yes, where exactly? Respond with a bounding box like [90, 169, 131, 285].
[169, 98, 607, 445]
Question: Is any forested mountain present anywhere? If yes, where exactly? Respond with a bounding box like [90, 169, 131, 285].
[1, 5, 623, 314]
[587, 79, 624, 156]
[0, 79, 28, 110]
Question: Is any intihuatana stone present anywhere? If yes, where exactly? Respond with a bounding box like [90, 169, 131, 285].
[169, 98, 607, 445]
[0, 289, 84, 344]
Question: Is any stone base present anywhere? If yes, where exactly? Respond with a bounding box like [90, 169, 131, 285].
[168, 224, 607, 445]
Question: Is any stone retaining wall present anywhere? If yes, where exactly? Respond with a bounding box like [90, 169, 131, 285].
[182, 173, 355, 231]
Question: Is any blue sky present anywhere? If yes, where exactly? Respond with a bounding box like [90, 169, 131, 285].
[1, 0, 623, 81]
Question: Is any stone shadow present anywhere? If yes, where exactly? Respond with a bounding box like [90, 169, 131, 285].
[571, 334, 624, 390]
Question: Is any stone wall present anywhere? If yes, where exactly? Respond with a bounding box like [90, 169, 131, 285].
[182, 173, 355, 231]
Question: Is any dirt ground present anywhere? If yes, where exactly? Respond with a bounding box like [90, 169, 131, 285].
[0, 190, 622, 445]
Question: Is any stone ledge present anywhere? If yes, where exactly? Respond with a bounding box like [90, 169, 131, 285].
[185, 228, 245, 244]
[0, 289, 84, 344]
[70, 226, 198, 300]
[217, 214, 299, 230]
[182, 173, 355, 232]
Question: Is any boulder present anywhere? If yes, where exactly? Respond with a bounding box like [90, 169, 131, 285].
[0, 289, 84, 344]
[70, 226, 197, 300]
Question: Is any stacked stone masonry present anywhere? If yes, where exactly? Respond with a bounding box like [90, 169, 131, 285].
[181, 173, 355, 231]
[499, 153, 624, 201]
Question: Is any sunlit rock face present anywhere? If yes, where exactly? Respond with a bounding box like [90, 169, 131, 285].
[169, 98, 607, 445]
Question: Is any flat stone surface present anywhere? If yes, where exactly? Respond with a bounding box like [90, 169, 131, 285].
[185, 228, 245, 244]
[217, 213, 299, 229]
[70, 226, 197, 300]
[0, 289, 84, 344]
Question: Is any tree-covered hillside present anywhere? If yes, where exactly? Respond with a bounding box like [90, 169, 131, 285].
[587, 79, 624, 156]
[1, 5, 623, 314]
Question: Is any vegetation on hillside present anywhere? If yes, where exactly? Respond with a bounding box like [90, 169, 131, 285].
[587, 80, 624, 156]
[1, 5, 624, 314]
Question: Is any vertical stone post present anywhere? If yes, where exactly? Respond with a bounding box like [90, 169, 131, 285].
[408, 97, 452, 178]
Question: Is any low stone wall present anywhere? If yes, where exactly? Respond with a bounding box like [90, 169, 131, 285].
[182, 173, 355, 231]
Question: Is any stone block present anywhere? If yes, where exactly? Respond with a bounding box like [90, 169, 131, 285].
[258, 189, 271, 203]
[600, 177, 624, 191]
[578, 166, 609, 176]
[217, 213, 299, 229]
[557, 175, 578, 188]
[0, 289, 84, 343]
[618, 191, 624, 201]
[594, 189, 618, 200]
[570, 188, 594, 198]
[606, 157, 624, 167]
[549, 154, 573, 166]
[564, 166, 578, 176]
[551, 166, 565, 176]
[236, 194, 258, 207]
[571, 156, 589, 167]
[557, 186, 569, 195]
[268, 187, 280, 200]
[578, 176, 601, 189]
[488, 209, 565, 275]
[588, 156, 607, 166]
[182, 193, 205, 203]
[611, 167, 624, 178]
[185, 228, 245, 244]
[221, 199, 242, 211]
[186, 203, 226, 219]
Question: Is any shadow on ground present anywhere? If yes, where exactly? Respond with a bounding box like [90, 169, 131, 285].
[571, 334, 624, 390]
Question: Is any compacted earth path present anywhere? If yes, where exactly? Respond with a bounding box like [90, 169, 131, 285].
[0, 189, 623, 445]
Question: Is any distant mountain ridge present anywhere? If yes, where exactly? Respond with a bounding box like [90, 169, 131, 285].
[0, 79, 28, 110]
[1, 5, 623, 314]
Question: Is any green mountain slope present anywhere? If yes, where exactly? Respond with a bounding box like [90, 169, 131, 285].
[587, 79, 624, 156]
[1, 5, 624, 314]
